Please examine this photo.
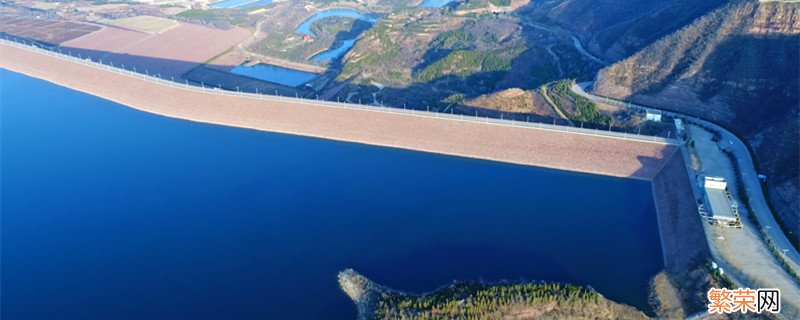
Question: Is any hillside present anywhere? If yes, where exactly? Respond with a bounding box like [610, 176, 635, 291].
[333, 1, 602, 110]
[594, 0, 800, 244]
[521, 0, 727, 62]
[464, 88, 553, 115]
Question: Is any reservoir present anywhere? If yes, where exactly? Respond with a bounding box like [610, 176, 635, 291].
[1, 69, 664, 319]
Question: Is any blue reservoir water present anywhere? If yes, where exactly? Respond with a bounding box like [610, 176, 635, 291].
[210, 0, 271, 9]
[230, 63, 317, 87]
[419, 0, 452, 8]
[1, 69, 664, 319]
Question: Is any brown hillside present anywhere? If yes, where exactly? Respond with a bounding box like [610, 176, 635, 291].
[521, 0, 727, 61]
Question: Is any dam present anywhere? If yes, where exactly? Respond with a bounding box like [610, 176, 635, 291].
[0, 39, 676, 180]
[1, 40, 709, 319]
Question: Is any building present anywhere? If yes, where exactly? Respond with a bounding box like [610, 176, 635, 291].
[645, 109, 662, 122]
[701, 176, 740, 227]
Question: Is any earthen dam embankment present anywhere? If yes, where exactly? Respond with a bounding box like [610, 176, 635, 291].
[1, 42, 676, 180]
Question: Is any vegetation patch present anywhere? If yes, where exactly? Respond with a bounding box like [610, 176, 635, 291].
[415, 48, 518, 82]
[546, 79, 611, 125]
[377, 282, 608, 319]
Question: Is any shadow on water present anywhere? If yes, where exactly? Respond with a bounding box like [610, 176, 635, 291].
[308, 19, 374, 65]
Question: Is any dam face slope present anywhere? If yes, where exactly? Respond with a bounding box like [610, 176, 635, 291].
[0, 42, 675, 179]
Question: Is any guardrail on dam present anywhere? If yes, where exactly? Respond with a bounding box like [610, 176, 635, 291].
[1, 36, 678, 146]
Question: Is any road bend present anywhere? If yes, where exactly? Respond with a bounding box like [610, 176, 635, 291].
[572, 82, 800, 274]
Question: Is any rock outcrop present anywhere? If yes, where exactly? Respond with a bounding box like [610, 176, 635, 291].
[338, 269, 388, 320]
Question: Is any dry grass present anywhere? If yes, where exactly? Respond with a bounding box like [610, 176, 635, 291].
[465, 88, 554, 116]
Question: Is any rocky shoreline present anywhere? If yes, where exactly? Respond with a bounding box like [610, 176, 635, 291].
[338, 269, 390, 320]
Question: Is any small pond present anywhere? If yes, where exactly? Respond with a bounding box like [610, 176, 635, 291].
[419, 0, 452, 8]
[210, 0, 272, 9]
[230, 63, 317, 87]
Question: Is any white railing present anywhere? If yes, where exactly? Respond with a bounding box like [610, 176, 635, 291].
[1, 36, 678, 145]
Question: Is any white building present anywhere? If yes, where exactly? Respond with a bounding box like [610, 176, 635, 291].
[645, 109, 662, 122]
[702, 176, 739, 227]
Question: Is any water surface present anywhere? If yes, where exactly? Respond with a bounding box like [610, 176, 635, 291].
[296, 8, 376, 63]
[230, 62, 317, 87]
[1, 69, 663, 319]
[419, 0, 452, 8]
[210, 0, 272, 9]
[310, 39, 356, 63]
[295, 8, 375, 36]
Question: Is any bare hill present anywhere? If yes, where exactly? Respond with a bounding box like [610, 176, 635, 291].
[464, 88, 554, 115]
[521, 0, 728, 62]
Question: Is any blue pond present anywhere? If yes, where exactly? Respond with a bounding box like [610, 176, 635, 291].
[419, 0, 452, 8]
[295, 8, 376, 36]
[210, 0, 272, 9]
[296, 8, 376, 63]
[230, 62, 317, 87]
[1, 69, 664, 319]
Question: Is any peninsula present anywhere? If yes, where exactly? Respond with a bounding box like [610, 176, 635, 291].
[338, 269, 649, 320]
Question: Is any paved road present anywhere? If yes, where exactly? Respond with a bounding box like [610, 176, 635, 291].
[686, 125, 800, 316]
[573, 82, 800, 272]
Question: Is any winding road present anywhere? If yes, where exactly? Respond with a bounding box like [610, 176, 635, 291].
[572, 82, 800, 274]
